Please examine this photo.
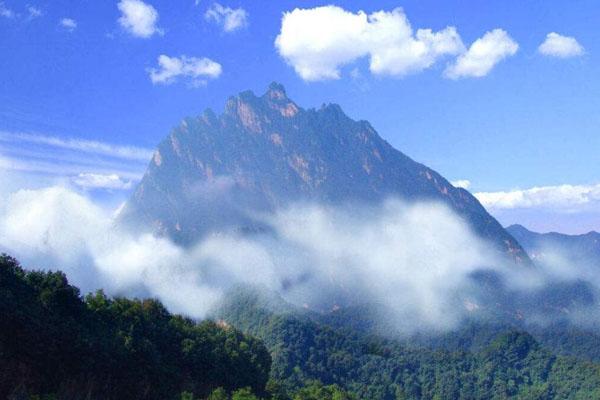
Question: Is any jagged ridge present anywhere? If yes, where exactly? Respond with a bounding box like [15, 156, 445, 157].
[120, 82, 528, 263]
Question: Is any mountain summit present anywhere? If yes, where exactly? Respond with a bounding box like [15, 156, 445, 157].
[120, 83, 527, 263]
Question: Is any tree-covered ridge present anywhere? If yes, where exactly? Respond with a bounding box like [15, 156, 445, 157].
[215, 287, 600, 400]
[0, 255, 271, 400]
[4, 254, 600, 400]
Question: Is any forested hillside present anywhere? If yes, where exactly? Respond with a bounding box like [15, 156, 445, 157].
[4, 255, 600, 400]
[215, 287, 600, 400]
[0, 255, 271, 400]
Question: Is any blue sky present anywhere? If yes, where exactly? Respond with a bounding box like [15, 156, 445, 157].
[1, 0, 599, 233]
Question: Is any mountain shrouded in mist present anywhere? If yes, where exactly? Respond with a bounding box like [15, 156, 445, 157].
[507, 224, 600, 266]
[120, 82, 527, 263]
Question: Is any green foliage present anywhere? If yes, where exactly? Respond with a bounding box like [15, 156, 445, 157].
[5, 255, 600, 400]
[180, 392, 195, 400]
[207, 387, 229, 400]
[0, 255, 270, 400]
[216, 287, 600, 400]
[231, 387, 260, 400]
[292, 381, 356, 400]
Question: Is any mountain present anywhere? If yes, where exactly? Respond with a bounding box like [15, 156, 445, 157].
[120, 82, 527, 263]
[507, 224, 600, 267]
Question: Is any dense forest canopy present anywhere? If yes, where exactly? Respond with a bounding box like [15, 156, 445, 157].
[0, 254, 270, 400]
[215, 287, 600, 400]
[3, 254, 600, 400]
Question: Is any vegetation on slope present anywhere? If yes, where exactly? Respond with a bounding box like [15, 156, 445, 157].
[3, 254, 600, 400]
[0, 255, 271, 400]
[216, 287, 600, 400]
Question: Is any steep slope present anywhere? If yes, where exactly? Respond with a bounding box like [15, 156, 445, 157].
[120, 82, 527, 263]
[507, 224, 600, 266]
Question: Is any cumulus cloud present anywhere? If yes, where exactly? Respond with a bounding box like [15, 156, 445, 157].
[452, 179, 471, 190]
[117, 0, 162, 38]
[205, 3, 248, 33]
[0, 2, 15, 18]
[445, 29, 518, 79]
[475, 183, 600, 210]
[72, 173, 132, 190]
[60, 18, 77, 31]
[275, 6, 465, 81]
[538, 32, 584, 58]
[148, 54, 222, 86]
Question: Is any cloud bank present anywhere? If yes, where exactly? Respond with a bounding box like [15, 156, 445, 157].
[275, 6, 517, 81]
[0, 186, 501, 330]
[4, 184, 599, 333]
[475, 183, 600, 211]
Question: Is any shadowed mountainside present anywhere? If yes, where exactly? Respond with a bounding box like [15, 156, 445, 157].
[120, 82, 528, 264]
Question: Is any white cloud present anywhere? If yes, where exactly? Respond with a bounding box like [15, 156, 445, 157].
[0, 132, 148, 192]
[205, 3, 248, 33]
[0, 2, 15, 18]
[0, 131, 153, 162]
[0, 186, 499, 330]
[72, 173, 132, 190]
[0, 154, 143, 181]
[452, 179, 471, 190]
[4, 185, 600, 331]
[60, 18, 77, 31]
[275, 6, 465, 81]
[445, 29, 518, 79]
[117, 0, 162, 38]
[27, 5, 42, 19]
[475, 183, 600, 210]
[538, 32, 584, 58]
[148, 54, 222, 86]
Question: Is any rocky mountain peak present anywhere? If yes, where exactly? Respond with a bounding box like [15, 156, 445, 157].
[120, 83, 530, 265]
[265, 81, 288, 101]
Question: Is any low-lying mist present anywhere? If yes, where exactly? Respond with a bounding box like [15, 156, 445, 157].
[1, 185, 599, 335]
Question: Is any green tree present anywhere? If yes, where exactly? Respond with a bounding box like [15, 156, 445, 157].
[232, 387, 259, 400]
[208, 387, 228, 400]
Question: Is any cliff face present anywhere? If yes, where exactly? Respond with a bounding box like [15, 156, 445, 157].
[120, 82, 528, 263]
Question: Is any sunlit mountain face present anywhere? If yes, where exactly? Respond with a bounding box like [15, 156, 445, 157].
[119, 83, 528, 264]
